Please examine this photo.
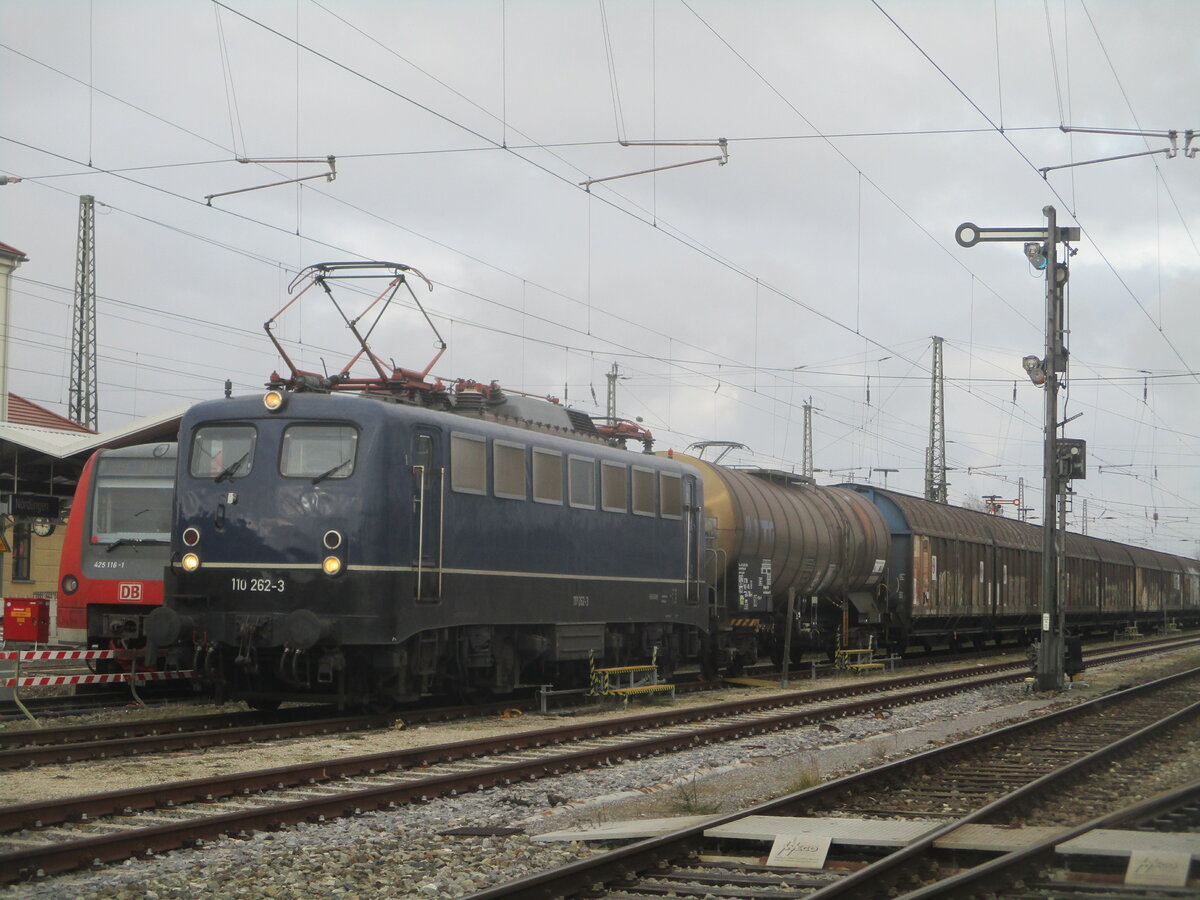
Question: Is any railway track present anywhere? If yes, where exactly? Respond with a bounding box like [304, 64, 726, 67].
[1, 635, 1194, 769]
[1, 640, 1196, 882]
[901, 779, 1200, 899]
[463, 667, 1200, 900]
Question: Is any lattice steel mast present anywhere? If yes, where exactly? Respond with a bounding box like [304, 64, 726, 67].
[924, 335, 947, 503]
[802, 397, 814, 479]
[69, 195, 98, 430]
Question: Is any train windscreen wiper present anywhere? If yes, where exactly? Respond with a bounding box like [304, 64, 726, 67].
[105, 537, 170, 553]
[214, 452, 250, 483]
[311, 458, 351, 485]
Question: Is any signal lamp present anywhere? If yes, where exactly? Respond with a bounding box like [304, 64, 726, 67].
[263, 390, 286, 412]
[181, 552, 201, 572]
[1022, 355, 1047, 387]
[322, 556, 343, 576]
[1023, 241, 1048, 270]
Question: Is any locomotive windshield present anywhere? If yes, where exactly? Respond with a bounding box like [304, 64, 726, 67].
[91, 455, 174, 543]
[280, 424, 358, 481]
[190, 425, 257, 481]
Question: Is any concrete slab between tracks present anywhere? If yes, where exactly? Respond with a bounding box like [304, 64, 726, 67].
[536, 814, 1200, 860]
[713, 817, 1200, 859]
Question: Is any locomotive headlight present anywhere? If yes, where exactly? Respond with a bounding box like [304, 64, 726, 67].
[182, 527, 201, 547]
[181, 552, 201, 572]
[263, 390, 286, 412]
[322, 556, 343, 576]
[61, 574, 79, 595]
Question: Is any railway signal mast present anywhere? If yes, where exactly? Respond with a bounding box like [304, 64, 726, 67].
[956, 208, 1082, 691]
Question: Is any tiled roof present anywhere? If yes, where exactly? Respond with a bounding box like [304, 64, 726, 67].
[7, 394, 94, 433]
[0, 241, 27, 261]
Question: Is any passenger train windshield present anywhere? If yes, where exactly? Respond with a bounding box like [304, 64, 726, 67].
[91, 456, 175, 544]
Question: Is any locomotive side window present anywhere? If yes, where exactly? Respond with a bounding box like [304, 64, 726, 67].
[660, 472, 683, 520]
[413, 434, 434, 471]
[631, 466, 655, 517]
[190, 425, 257, 481]
[532, 448, 563, 505]
[568, 456, 596, 509]
[601, 461, 627, 513]
[280, 425, 358, 480]
[450, 433, 486, 494]
[494, 441, 527, 500]
[93, 454, 175, 541]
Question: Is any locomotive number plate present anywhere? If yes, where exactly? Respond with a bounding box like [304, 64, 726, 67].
[231, 576, 286, 593]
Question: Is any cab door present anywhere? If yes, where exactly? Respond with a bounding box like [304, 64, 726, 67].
[411, 427, 443, 602]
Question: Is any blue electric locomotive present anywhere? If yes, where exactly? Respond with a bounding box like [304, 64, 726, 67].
[148, 387, 705, 708]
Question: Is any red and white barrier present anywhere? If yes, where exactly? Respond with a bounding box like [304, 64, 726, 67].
[0, 649, 129, 661]
[0, 669, 193, 689]
[0, 646, 193, 713]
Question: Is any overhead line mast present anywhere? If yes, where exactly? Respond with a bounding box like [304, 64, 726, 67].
[69, 195, 98, 431]
[924, 336, 947, 503]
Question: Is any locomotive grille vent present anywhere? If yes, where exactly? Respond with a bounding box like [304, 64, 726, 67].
[565, 409, 599, 435]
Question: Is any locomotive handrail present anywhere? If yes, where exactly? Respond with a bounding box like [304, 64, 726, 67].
[414, 464, 426, 602]
[438, 466, 446, 598]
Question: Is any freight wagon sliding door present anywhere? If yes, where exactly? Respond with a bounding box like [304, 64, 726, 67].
[412, 428, 443, 602]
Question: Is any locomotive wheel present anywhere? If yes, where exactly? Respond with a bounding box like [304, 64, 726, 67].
[365, 695, 395, 715]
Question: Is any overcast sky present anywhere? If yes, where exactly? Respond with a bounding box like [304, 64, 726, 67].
[1, 0, 1197, 554]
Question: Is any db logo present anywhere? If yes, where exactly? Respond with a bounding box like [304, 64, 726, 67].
[118, 583, 143, 602]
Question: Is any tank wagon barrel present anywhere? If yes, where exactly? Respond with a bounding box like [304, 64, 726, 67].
[673, 454, 890, 663]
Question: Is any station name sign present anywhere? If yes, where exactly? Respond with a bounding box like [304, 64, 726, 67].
[4, 494, 62, 520]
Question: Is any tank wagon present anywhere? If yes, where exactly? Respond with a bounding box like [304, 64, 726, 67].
[57, 443, 176, 656]
[674, 455, 890, 666]
[844, 486, 1200, 652]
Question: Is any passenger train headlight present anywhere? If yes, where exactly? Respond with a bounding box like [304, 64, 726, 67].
[264, 390, 286, 412]
[182, 527, 200, 547]
[322, 556, 343, 576]
[61, 574, 79, 595]
[181, 552, 201, 572]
